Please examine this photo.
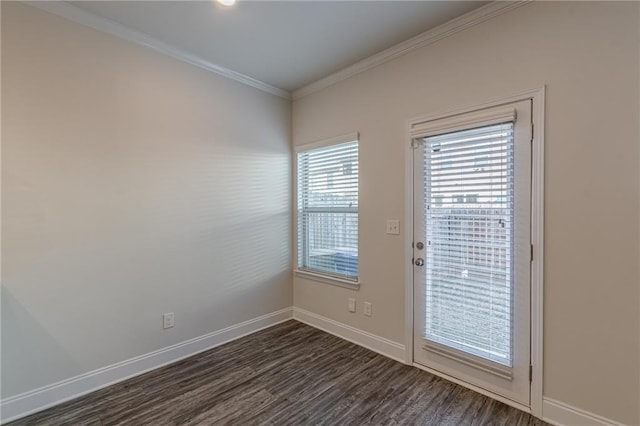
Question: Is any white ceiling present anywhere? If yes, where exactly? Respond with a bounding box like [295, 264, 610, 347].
[70, 1, 487, 92]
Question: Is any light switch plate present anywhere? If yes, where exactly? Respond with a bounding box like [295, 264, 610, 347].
[386, 219, 400, 235]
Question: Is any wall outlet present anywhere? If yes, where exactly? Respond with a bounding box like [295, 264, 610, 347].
[364, 302, 372, 317]
[386, 219, 400, 235]
[163, 312, 175, 329]
[348, 298, 356, 313]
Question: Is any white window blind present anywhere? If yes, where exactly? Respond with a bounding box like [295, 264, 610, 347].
[297, 140, 358, 280]
[422, 122, 514, 366]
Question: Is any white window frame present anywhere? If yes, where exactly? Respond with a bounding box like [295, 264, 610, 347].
[294, 132, 360, 290]
[404, 87, 545, 418]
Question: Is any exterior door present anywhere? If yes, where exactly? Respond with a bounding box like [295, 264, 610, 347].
[412, 100, 532, 406]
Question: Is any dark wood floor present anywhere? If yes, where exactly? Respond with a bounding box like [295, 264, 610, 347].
[9, 320, 547, 425]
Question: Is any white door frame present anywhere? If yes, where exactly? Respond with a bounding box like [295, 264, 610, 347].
[404, 87, 545, 418]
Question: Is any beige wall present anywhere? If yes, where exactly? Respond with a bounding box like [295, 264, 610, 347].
[3, 1, 640, 423]
[1, 3, 291, 398]
[293, 2, 640, 424]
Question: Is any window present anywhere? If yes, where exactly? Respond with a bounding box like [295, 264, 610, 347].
[465, 193, 478, 204]
[296, 135, 359, 283]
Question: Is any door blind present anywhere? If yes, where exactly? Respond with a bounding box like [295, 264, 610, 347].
[422, 122, 514, 366]
[297, 141, 358, 280]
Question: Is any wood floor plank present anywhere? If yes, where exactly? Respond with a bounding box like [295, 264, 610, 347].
[8, 321, 548, 426]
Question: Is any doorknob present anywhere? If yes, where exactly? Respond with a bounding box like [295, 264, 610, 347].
[414, 258, 425, 267]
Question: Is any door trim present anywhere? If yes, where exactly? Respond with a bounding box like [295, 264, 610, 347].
[404, 86, 545, 418]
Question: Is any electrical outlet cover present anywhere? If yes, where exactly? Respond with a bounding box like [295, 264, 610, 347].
[364, 302, 372, 317]
[163, 312, 175, 329]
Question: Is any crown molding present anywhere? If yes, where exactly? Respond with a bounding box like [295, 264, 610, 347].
[24, 1, 531, 102]
[23, 1, 291, 100]
[292, 1, 532, 100]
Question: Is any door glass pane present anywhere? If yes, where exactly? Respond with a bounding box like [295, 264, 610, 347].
[423, 123, 514, 366]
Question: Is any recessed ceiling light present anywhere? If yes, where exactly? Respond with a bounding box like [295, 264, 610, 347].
[217, 0, 236, 6]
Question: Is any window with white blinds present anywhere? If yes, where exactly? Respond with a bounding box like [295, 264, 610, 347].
[422, 122, 514, 366]
[297, 140, 358, 281]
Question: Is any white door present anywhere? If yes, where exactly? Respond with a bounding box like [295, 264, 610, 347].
[412, 101, 532, 406]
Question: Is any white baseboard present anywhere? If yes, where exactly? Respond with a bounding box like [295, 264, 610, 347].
[1, 307, 293, 424]
[292, 307, 406, 363]
[4, 308, 621, 426]
[293, 308, 628, 426]
[542, 397, 624, 426]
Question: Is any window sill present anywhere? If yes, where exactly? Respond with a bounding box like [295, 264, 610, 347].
[294, 269, 360, 291]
